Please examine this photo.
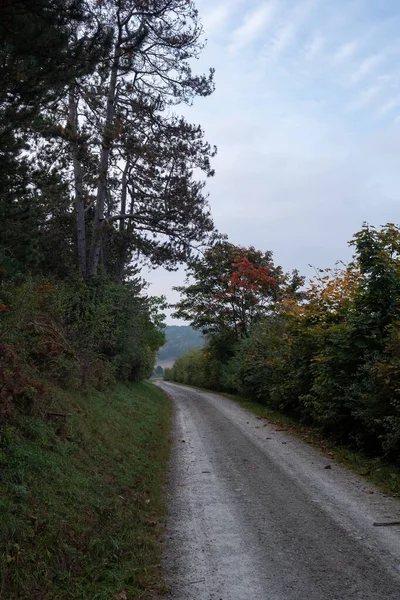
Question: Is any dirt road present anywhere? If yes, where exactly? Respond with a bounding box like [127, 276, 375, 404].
[159, 382, 400, 600]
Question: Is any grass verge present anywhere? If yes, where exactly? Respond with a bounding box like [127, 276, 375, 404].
[0, 381, 171, 600]
[168, 381, 400, 499]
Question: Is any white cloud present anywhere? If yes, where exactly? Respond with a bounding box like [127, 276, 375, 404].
[304, 32, 324, 60]
[332, 40, 359, 64]
[347, 85, 381, 111]
[350, 52, 387, 84]
[377, 93, 400, 117]
[202, 4, 231, 34]
[266, 0, 317, 59]
[229, 2, 277, 51]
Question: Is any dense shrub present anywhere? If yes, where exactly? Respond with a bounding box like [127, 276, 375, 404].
[169, 224, 400, 461]
[0, 277, 165, 414]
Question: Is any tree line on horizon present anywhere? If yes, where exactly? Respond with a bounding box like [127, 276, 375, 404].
[157, 325, 204, 363]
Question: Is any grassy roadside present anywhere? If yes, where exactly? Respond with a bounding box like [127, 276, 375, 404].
[169, 381, 400, 499]
[0, 382, 171, 600]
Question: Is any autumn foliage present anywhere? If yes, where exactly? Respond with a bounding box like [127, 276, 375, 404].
[167, 224, 400, 461]
[173, 242, 301, 339]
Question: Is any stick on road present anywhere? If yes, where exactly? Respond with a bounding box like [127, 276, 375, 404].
[160, 382, 400, 600]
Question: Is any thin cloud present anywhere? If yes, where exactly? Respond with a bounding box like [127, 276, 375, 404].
[229, 2, 277, 51]
[347, 85, 381, 111]
[202, 4, 231, 34]
[377, 93, 400, 117]
[270, 22, 297, 57]
[332, 41, 359, 64]
[267, 0, 317, 59]
[304, 32, 324, 60]
[351, 53, 387, 84]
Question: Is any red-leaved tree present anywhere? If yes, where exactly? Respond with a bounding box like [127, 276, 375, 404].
[173, 241, 301, 339]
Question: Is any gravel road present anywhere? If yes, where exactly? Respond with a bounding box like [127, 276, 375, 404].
[159, 382, 400, 600]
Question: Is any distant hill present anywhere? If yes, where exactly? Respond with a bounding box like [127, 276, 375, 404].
[157, 325, 204, 368]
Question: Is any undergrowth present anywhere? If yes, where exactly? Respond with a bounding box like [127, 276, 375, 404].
[0, 381, 171, 600]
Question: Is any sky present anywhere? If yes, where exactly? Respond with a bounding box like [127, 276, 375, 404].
[145, 0, 400, 323]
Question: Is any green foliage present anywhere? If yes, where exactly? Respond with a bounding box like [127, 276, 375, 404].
[173, 241, 303, 338]
[171, 224, 400, 462]
[0, 381, 171, 600]
[0, 0, 110, 275]
[165, 348, 207, 388]
[0, 277, 165, 415]
[174, 242, 278, 337]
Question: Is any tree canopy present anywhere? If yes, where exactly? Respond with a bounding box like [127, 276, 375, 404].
[173, 241, 303, 338]
[0, 0, 217, 281]
[0, 0, 216, 407]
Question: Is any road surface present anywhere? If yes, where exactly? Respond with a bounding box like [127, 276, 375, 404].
[159, 382, 400, 600]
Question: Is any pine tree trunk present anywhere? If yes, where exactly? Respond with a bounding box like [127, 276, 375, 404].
[119, 161, 129, 234]
[116, 161, 129, 283]
[68, 86, 86, 276]
[88, 43, 121, 276]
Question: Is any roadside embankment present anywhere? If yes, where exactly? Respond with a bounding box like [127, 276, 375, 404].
[0, 382, 171, 600]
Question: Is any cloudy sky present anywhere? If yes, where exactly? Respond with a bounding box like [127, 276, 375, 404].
[146, 0, 400, 322]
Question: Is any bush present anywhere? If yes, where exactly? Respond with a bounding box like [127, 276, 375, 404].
[0, 277, 165, 415]
[170, 225, 400, 462]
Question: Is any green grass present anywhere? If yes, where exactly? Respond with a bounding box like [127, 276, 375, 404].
[0, 381, 171, 600]
[171, 382, 400, 498]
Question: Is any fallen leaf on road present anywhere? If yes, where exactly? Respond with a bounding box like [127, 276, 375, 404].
[181, 440, 186, 443]
[114, 591, 127, 600]
[364, 490, 374, 494]
[248, 465, 257, 469]
[255, 426, 260, 429]
[145, 520, 159, 526]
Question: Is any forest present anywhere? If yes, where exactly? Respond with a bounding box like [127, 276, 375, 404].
[0, 0, 217, 412]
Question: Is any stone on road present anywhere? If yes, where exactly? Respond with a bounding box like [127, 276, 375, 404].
[159, 382, 400, 600]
